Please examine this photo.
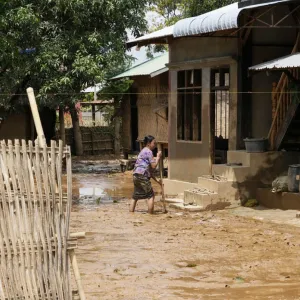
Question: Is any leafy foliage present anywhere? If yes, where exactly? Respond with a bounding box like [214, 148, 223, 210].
[0, 0, 148, 111]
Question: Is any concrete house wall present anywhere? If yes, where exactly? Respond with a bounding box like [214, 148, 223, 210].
[168, 37, 238, 183]
[167, 3, 298, 184]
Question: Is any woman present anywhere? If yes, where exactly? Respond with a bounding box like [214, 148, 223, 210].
[130, 135, 162, 214]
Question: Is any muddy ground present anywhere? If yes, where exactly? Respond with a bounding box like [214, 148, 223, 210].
[69, 160, 300, 300]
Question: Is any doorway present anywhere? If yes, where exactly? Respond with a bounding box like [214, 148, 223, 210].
[210, 68, 230, 164]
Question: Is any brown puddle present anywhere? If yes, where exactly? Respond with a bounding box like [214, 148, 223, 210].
[67, 167, 160, 210]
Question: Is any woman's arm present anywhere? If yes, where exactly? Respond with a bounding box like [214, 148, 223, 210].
[150, 151, 162, 169]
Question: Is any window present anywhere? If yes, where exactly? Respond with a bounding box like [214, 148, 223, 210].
[211, 68, 230, 139]
[177, 69, 202, 141]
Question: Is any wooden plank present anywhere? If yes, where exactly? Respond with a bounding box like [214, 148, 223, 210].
[275, 102, 299, 149]
[69, 250, 86, 300]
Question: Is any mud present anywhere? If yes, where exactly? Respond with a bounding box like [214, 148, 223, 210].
[72, 159, 121, 174]
[70, 164, 300, 300]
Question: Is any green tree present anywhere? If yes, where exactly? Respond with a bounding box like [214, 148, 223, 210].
[0, 0, 148, 154]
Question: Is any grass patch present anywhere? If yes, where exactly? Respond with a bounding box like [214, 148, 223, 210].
[186, 263, 197, 268]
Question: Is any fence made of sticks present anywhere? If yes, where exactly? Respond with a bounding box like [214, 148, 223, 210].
[56, 127, 114, 155]
[0, 139, 83, 299]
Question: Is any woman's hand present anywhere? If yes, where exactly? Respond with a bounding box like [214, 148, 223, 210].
[157, 151, 162, 160]
[151, 151, 162, 169]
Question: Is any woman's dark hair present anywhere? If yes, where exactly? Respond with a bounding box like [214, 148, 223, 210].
[144, 135, 155, 145]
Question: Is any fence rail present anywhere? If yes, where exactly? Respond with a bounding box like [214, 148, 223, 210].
[56, 127, 114, 155]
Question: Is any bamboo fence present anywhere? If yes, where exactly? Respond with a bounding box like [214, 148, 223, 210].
[0, 139, 83, 299]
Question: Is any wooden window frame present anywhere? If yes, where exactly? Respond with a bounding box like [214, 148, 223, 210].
[211, 67, 230, 140]
[177, 69, 202, 142]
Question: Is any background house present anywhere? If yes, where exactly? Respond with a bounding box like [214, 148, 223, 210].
[0, 104, 56, 143]
[113, 53, 169, 156]
[127, 0, 300, 209]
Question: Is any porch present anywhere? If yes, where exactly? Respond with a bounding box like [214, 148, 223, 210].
[164, 150, 300, 208]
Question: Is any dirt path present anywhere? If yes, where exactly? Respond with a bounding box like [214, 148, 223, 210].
[70, 187, 300, 299]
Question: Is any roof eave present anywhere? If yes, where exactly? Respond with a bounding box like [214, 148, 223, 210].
[150, 67, 169, 78]
[126, 37, 170, 49]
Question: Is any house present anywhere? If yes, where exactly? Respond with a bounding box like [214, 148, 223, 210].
[112, 53, 169, 156]
[0, 104, 56, 143]
[127, 0, 300, 209]
[0, 109, 32, 141]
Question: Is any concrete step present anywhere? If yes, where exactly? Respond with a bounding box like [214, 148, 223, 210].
[184, 188, 218, 207]
[184, 188, 237, 210]
[212, 164, 250, 182]
[164, 197, 184, 204]
[198, 176, 228, 192]
[227, 151, 250, 166]
[169, 203, 204, 212]
[197, 176, 241, 201]
[163, 179, 198, 195]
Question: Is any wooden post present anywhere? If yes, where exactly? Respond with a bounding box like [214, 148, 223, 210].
[69, 249, 86, 300]
[91, 130, 94, 155]
[270, 82, 277, 150]
[209, 91, 215, 176]
[157, 143, 167, 213]
[272, 82, 277, 120]
[26, 87, 46, 146]
[157, 143, 164, 179]
[59, 106, 66, 146]
[92, 104, 96, 127]
[114, 117, 121, 156]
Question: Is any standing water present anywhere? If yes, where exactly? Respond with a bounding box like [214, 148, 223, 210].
[67, 159, 159, 210]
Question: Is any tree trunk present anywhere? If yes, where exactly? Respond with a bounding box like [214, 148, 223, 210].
[114, 116, 121, 157]
[59, 106, 66, 146]
[70, 106, 83, 156]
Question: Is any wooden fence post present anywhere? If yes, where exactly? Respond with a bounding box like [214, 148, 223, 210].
[114, 117, 121, 156]
[59, 106, 66, 146]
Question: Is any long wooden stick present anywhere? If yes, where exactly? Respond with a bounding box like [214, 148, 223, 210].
[69, 249, 86, 300]
[151, 175, 167, 213]
[157, 144, 167, 213]
[26, 87, 46, 147]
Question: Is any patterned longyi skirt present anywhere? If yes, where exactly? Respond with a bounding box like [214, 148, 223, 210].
[132, 174, 154, 200]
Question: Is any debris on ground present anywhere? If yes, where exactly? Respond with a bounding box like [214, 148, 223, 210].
[244, 199, 259, 207]
[272, 176, 288, 193]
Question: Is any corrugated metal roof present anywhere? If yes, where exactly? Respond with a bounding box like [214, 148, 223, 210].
[112, 52, 169, 79]
[173, 0, 291, 37]
[126, 0, 293, 47]
[249, 53, 300, 71]
[174, 3, 241, 37]
[127, 26, 173, 48]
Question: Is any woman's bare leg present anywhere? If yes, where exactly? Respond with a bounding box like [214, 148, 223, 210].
[147, 196, 155, 214]
[129, 199, 138, 212]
